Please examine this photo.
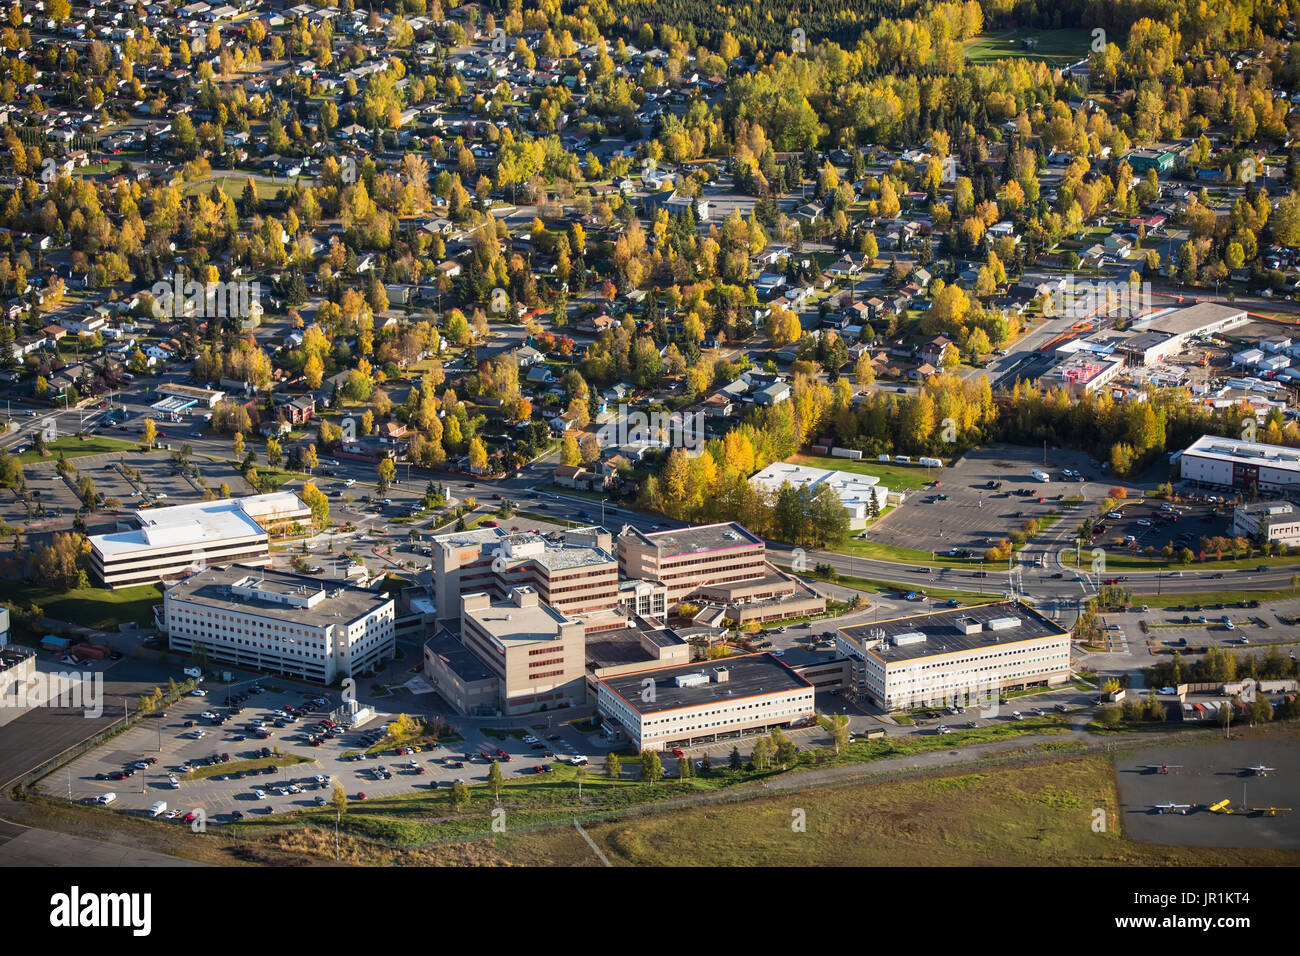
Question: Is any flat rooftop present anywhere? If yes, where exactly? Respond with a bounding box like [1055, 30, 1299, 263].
[839, 601, 1066, 664]
[599, 653, 811, 715]
[165, 565, 391, 626]
[425, 630, 495, 684]
[1184, 434, 1300, 469]
[627, 522, 762, 555]
[90, 492, 307, 558]
[1142, 302, 1247, 337]
[463, 592, 572, 646]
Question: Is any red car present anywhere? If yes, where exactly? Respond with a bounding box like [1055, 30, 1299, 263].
[671, 748, 685, 758]
[534, 765, 546, 774]
[356, 792, 367, 800]
[182, 811, 197, 824]
[496, 749, 507, 758]
[415, 766, 426, 775]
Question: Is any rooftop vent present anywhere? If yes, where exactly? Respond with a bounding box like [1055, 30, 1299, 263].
[674, 672, 710, 689]
[891, 631, 927, 647]
[988, 616, 1021, 631]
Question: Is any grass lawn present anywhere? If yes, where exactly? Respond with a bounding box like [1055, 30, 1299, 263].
[789, 453, 935, 490]
[248, 467, 316, 492]
[18, 435, 141, 464]
[1131, 588, 1300, 608]
[783, 564, 998, 605]
[964, 28, 1098, 65]
[1062, 551, 1300, 572]
[185, 754, 312, 782]
[185, 175, 283, 200]
[27, 583, 164, 630]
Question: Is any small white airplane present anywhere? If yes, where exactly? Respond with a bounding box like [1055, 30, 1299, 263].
[1245, 765, 1277, 777]
[1153, 802, 1192, 815]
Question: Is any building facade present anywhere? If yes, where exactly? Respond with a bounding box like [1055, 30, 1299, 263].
[90, 493, 311, 589]
[837, 602, 1071, 712]
[458, 586, 587, 715]
[161, 566, 395, 683]
[595, 653, 816, 752]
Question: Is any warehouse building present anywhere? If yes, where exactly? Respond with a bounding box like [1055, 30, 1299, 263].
[837, 601, 1071, 712]
[160, 565, 395, 684]
[89, 493, 310, 589]
[595, 652, 816, 752]
[1179, 434, 1300, 494]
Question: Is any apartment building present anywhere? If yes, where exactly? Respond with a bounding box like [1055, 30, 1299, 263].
[596, 653, 816, 752]
[89, 493, 310, 589]
[160, 565, 395, 683]
[457, 586, 587, 715]
[616, 522, 777, 606]
[837, 602, 1071, 712]
[430, 526, 619, 622]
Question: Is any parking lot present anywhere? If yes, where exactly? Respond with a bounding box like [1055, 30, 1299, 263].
[44, 682, 613, 824]
[1092, 497, 1232, 555]
[869, 443, 1108, 557]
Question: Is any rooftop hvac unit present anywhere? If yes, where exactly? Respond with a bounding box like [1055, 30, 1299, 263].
[987, 616, 1021, 631]
[891, 631, 927, 647]
[712, 667, 730, 683]
[675, 672, 709, 688]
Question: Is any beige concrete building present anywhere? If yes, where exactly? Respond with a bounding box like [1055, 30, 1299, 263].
[837, 601, 1071, 712]
[459, 586, 587, 715]
[596, 653, 816, 752]
[430, 526, 619, 622]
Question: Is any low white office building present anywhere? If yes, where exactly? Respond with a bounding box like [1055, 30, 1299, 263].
[595, 653, 816, 751]
[89, 493, 311, 589]
[160, 565, 395, 683]
[837, 602, 1071, 712]
[749, 461, 889, 529]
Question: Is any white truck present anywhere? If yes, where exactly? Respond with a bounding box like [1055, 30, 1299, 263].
[183, 666, 202, 680]
[1030, 468, 1049, 483]
[149, 801, 167, 817]
[97, 792, 117, 805]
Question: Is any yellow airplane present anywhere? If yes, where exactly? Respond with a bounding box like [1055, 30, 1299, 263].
[1251, 807, 1292, 817]
[1208, 799, 1234, 814]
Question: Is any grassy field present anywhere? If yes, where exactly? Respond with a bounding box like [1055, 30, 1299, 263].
[18, 435, 140, 464]
[27, 583, 164, 630]
[500, 754, 1293, 866]
[789, 453, 934, 491]
[185, 175, 285, 200]
[963, 28, 1097, 65]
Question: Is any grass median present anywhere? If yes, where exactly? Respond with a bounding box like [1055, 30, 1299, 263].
[184, 754, 313, 782]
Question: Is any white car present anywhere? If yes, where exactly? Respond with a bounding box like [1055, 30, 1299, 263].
[190, 689, 206, 697]
[189, 729, 206, 739]
[1136, 519, 1152, 527]
[253, 789, 267, 799]
[1107, 511, 1122, 519]
[522, 735, 538, 744]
